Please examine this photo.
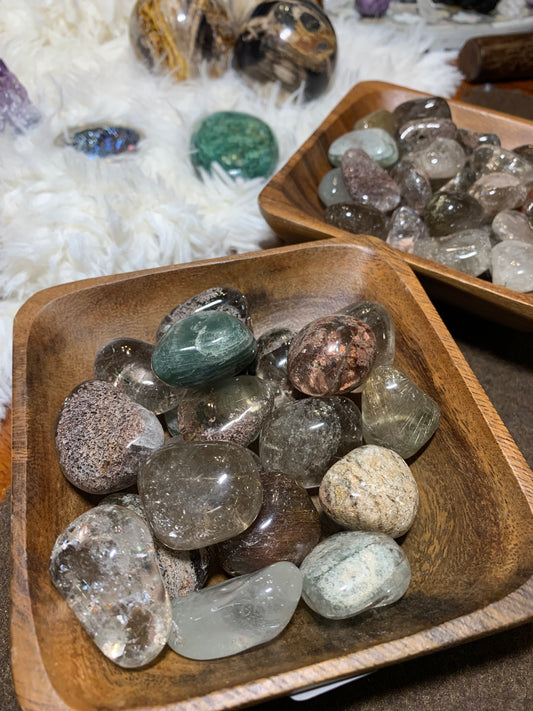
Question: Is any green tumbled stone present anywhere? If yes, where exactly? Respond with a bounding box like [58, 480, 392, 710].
[152, 311, 257, 388]
[190, 111, 278, 180]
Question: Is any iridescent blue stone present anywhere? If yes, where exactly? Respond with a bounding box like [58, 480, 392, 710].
[56, 124, 142, 158]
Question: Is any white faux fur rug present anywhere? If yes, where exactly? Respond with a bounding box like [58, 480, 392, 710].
[0, 0, 462, 423]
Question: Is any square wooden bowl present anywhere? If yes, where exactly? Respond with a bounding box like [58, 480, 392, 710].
[258, 81, 533, 331]
[11, 236, 533, 711]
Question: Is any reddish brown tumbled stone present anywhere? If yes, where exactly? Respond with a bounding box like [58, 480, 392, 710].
[287, 314, 377, 396]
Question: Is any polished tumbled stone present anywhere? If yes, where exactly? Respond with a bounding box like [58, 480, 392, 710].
[328, 128, 399, 168]
[386, 206, 429, 253]
[397, 117, 458, 155]
[216, 470, 321, 575]
[492, 210, 533, 245]
[100, 493, 211, 600]
[94, 337, 184, 414]
[424, 190, 484, 237]
[49, 504, 171, 668]
[177, 374, 274, 446]
[324, 202, 389, 239]
[354, 108, 398, 137]
[393, 95, 451, 126]
[410, 137, 466, 182]
[287, 314, 377, 396]
[362, 365, 440, 459]
[55, 379, 165, 494]
[152, 311, 257, 388]
[390, 158, 432, 213]
[468, 144, 533, 184]
[168, 562, 302, 659]
[414, 229, 492, 277]
[156, 286, 251, 342]
[300, 530, 411, 619]
[491, 240, 533, 292]
[259, 396, 362, 488]
[57, 125, 142, 158]
[319, 444, 419, 538]
[468, 172, 527, 215]
[341, 148, 401, 212]
[190, 111, 278, 180]
[339, 300, 395, 369]
[254, 327, 296, 407]
[138, 439, 263, 549]
[318, 168, 352, 206]
[458, 128, 501, 155]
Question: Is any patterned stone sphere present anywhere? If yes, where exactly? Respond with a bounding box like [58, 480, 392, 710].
[232, 0, 337, 101]
[130, 0, 237, 81]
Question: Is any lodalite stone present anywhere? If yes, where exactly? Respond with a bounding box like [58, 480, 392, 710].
[190, 111, 278, 180]
[138, 439, 263, 549]
[328, 128, 399, 168]
[390, 158, 432, 213]
[354, 108, 398, 137]
[393, 95, 451, 126]
[397, 117, 458, 155]
[319, 444, 419, 538]
[414, 228, 492, 277]
[386, 205, 428, 253]
[467, 172, 527, 215]
[254, 327, 297, 407]
[152, 310, 257, 388]
[324, 202, 389, 239]
[216, 470, 321, 575]
[49, 504, 171, 668]
[458, 128, 501, 155]
[468, 144, 533, 184]
[492, 210, 533, 245]
[55, 379, 165, 494]
[410, 137, 466, 182]
[168, 562, 302, 659]
[424, 190, 484, 237]
[339, 300, 395, 369]
[341, 147, 401, 212]
[300, 530, 411, 619]
[491, 240, 533, 292]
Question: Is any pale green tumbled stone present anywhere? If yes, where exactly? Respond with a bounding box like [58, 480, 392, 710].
[152, 311, 257, 388]
[318, 167, 352, 206]
[328, 128, 399, 168]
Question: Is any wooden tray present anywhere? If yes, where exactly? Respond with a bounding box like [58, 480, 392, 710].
[11, 236, 533, 711]
[258, 81, 533, 331]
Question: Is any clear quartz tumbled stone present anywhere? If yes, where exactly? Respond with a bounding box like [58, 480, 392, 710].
[414, 228, 492, 277]
[362, 365, 440, 459]
[491, 241, 533, 292]
[49, 504, 172, 668]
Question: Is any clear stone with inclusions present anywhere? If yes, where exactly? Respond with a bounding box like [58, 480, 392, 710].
[254, 327, 297, 408]
[393, 96, 451, 126]
[328, 128, 399, 168]
[354, 108, 398, 136]
[341, 147, 401, 212]
[414, 228, 492, 277]
[151, 310, 257, 388]
[410, 137, 466, 182]
[94, 337, 185, 414]
[458, 128, 501, 154]
[167, 561, 302, 659]
[362, 364, 440, 459]
[49, 504, 171, 668]
[468, 172, 527, 216]
[318, 167, 352, 206]
[390, 158, 432, 213]
[492, 210, 533, 245]
[397, 117, 458, 155]
[386, 205, 429, 253]
[259, 396, 362, 488]
[324, 202, 389, 239]
[339, 300, 395, 369]
[424, 191, 484, 237]
[138, 438, 263, 549]
[468, 145, 533, 184]
[491, 241, 533, 292]
[300, 530, 411, 620]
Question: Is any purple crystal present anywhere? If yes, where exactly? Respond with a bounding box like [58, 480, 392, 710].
[0, 59, 40, 132]
[355, 0, 391, 17]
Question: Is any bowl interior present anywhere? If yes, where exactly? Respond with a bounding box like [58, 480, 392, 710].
[12, 238, 533, 711]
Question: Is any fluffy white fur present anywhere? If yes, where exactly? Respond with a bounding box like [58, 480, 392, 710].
[0, 0, 462, 423]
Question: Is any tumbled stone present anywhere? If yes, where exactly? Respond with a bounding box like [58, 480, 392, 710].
[138, 439, 263, 549]
[362, 365, 440, 459]
[0, 59, 40, 132]
[468, 172, 527, 215]
[49, 504, 171, 668]
[414, 228, 492, 277]
[324, 202, 389, 239]
[177, 374, 274, 446]
[458, 128, 501, 155]
[259, 396, 363, 488]
[386, 205, 429, 253]
[328, 128, 398, 168]
[393, 95, 451, 126]
[354, 108, 398, 137]
[232, 0, 337, 101]
[491, 241, 533, 292]
[468, 144, 533, 184]
[190, 111, 278, 180]
[513, 144, 533, 166]
[318, 167, 352, 206]
[56, 125, 142, 158]
[319, 444, 419, 538]
[300, 530, 411, 619]
[524, 189, 533, 229]
[55, 379, 165, 494]
[156, 286, 251, 342]
[397, 117, 458, 155]
[168, 561, 302, 659]
[100, 493, 211, 600]
[424, 190, 484, 237]
[410, 137, 466, 182]
[390, 158, 432, 213]
[254, 327, 296, 407]
[339, 300, 395, 368]
[341, 148, 401, 212]
[94, 337, 184, 414]
[287, 314, 377, 396]
[355, 0, 391, 17]
[216, 470, 321, 575]
[492, 210, 533, 245]
[152, 311, 257, 387]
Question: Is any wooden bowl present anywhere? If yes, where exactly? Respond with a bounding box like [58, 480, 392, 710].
[258, 80, 533, 331]
[11, 236, 533, 711]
